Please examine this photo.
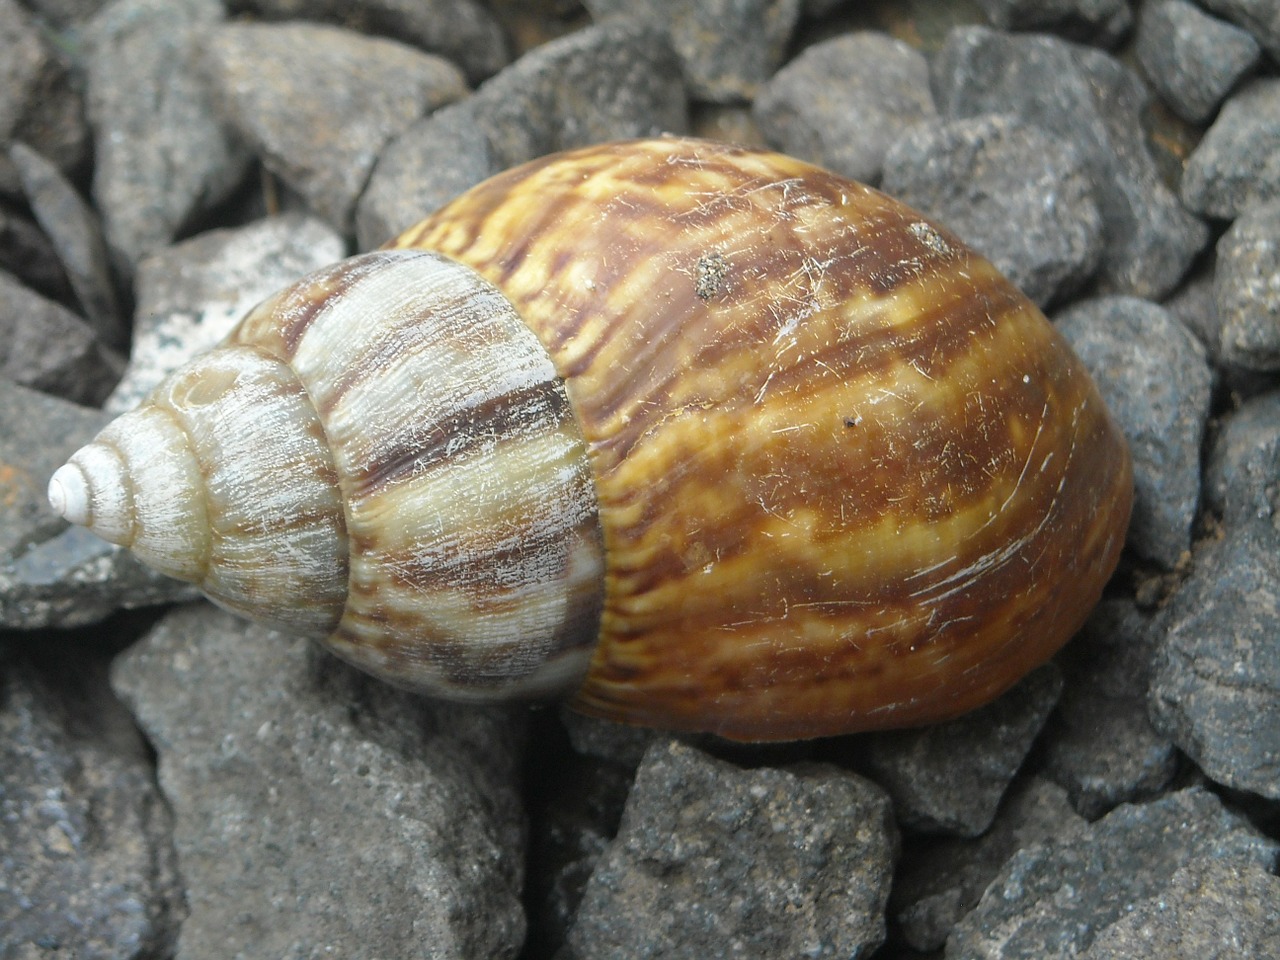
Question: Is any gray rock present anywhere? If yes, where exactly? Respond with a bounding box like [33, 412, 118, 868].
[1214, 200, 1280, 372]
[86, 0, 252, 276]
[226, 0, 509, 83]
[753, 31, 936, 185]
[0, 271, 124, 406]
[945, 786, 1280, 959]
[882, 112, 1103, 307]
[0, 652, 184, 958]
[973, 0, 1132, 46]
[18, 0, 109, 27]
[106, 213, 346, 414]
[860, 664, 1062, 837]
[111, 603, 529, 960]
[0, 203, 74, 304]
[1182, 78, 1280, 220]
[1135, 0, 1260, 124]
[203, 21, 467, 234]
[1199, 0, 1280, 60]
[357, 19, 687, 248]
[1040, 600, 1177, 818]
[1204, 389, 1280, 536]
[1080, 857, 1280, 960]
[0, 0, 89, 195]
[893, 777, 1086, 953]
[9, 142, 126, 349]
[584, 0, 800, 103]
[934, 26, 1208, 299]
[566, 739, 897, 960]
[1055, 296, 1212, 569]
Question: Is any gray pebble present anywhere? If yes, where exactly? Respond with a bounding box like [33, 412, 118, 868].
[1136, 0, 1260, 124]
[0, 271, 123, 407]
[226, 0, 510, 83]
[934, 26, 1208, 299]
[973, 0, 1132, 46]
[0, 0, 89, 195]
[1214, 199, 1280, 371]
[111, 603, 529, 960]
[584, 0, 800, 103]
[567, 738, 897, 960]
[86, 0, 253, 275]
[18, 0, 109, 27]
[358, 19, 687, 248]
[946, 786, 1280, 959]
[1055, 296, 1212, 569]
[204, 21, 467, 236]
[0, 653, 184, 959]
[1040, 599, 1178, 818]
[1080, 857, 1280, 960]
[753, 31, 936, 185]
[1204, 389, 1280, 536]
[859, 664, 1062, 837]
[1182, 78, 1280, 219]
[882, 112, 1103, 307]
[1200, 0, 1280, 60]
[9, 142, 126, 349]
[0, 205, 73, 304]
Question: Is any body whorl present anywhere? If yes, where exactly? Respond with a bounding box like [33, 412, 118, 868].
[394, 137, 1132, 740]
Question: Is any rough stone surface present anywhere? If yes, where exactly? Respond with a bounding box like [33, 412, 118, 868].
[106, 213, 345, 413]
[86, 0, 252, 275]
[753, 31, 936, 185]
[882, 112, 1102, 307]
[859, 664, 1062, 837]
[893, 777, 1086, 953]
[111, 603, 529, 960]
[1040, 600, 1178, 818]
[1213, 200, 1280, 372]
[1204, 389, 1280, 537]
[945, 787, 1280, 959]
[226, 0, 509, 82]
[0, 649, 184, 959]
[9, 141, 126, 349]
[934, 26, 1208, 299]
[1200, 0, 1280, 60]
[358, 19, 687, 248]
[1182, 78, 1280, 219]
[203, 21, 467, 234]
[1136, 0, 1261, 124]
[973, 0, 1132, 46]
[583, 0, 800, 103]
[0, 270, 124, 407]
[18, 0, 109, 27]
[1080, 857, 1280, 960]
[0, 0, 89, 194]
[1056, 296, 1212, 569]
[566, 738, 897, 960]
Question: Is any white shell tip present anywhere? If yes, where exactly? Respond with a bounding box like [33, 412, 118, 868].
[48, 463, 90, 526]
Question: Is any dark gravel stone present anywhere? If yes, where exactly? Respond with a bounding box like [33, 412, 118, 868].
[0, 271, 123, 407]
[566, 738, 897, 960]
[882, 112, 1102, 307]
[583, 0, 800, 103]
[203, 21, 466, 235]
[892, 777, 1086, 953]
[0, 651, 184, 959]
[753, 31, 936, 185]
[0, 204, 74, 304]
[18, 0, 109, 27]
[934, 26, 1208, 299]
[357, 19, 687, 248]
[0, 0, 89, 195]
[1199, 0, 1280, 60]
[1204, 389, 1280, 536]
[1040, 600, 1178, 818]
[1181, 78, 1280, 219]
[1080, 857, 1280, 960]
[226, 0, 510, 83]
[1055, 296, 1212, 569]
[85, 0, 253, 275]
[945, 786, 1280, 959]
[1136, 0, 1260, 124]
[859, 664, 1063, 837]
[973, 0, 1132, 46]
[111, 603, 529, 960]
[1213, 200, 1280, 371]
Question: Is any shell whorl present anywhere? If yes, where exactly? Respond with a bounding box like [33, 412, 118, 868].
[52, 249, 605, 699]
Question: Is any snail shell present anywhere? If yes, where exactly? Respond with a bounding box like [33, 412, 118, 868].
[49, 138, 1132, 741]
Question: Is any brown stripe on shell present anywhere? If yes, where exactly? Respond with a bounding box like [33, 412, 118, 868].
[393, 137, 1132, 740]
